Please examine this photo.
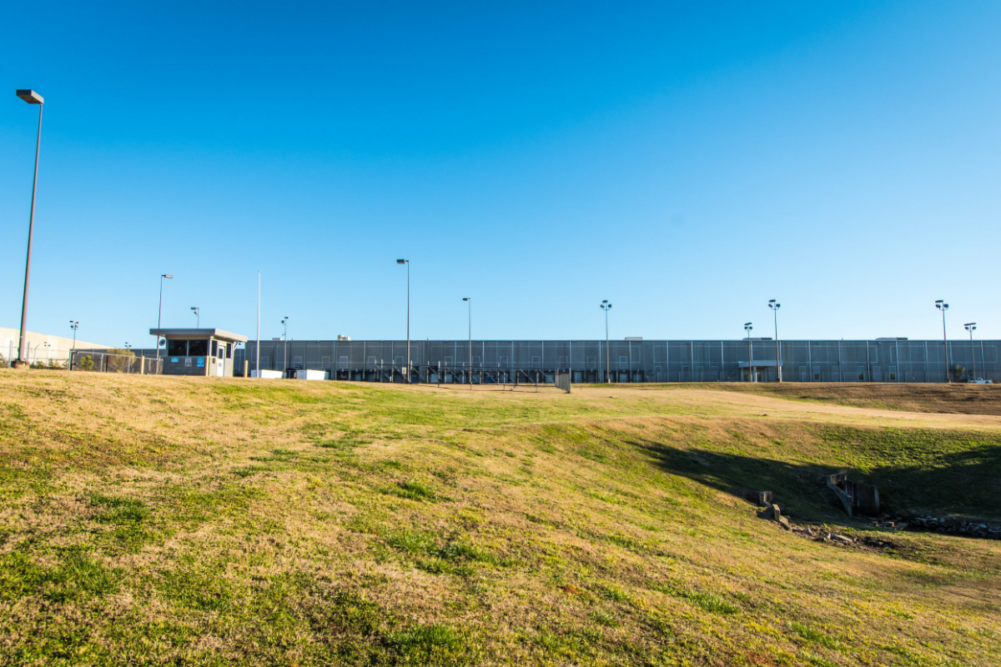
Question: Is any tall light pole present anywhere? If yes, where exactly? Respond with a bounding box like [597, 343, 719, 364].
[397, 259, 410, 381]
[256, 271, 261, 379]
[156, 274, 173, 366]
[965, 322, 977, 382]
[935, 300, 950, 382]
[463, 297, 472, 386]
[600, 300, 612, 383]
[744, 322, 754, 383]
[69, 320, 79, 370]
[768, 300, 781, 382]
[191, 306, 200, 329]
[13, 89, 44, 368]
[281, 316, 289, 377]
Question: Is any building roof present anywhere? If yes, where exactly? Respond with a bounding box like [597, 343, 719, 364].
[149, 328, 248, 342]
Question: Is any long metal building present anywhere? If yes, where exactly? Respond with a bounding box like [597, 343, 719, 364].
[237, 338, 1000, 383]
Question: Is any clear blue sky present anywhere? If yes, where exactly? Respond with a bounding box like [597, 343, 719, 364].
[2, 1, 999, 347]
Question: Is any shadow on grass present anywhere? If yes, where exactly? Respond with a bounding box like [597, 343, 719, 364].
[627, 429, 1001, 522]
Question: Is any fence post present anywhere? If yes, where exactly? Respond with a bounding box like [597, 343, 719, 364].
[140, 355, 145, 375]
[244, 359, 249, 378]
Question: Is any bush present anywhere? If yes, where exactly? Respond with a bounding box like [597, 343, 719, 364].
[78, 355, 95, 371]
[106, 348, 136, 373]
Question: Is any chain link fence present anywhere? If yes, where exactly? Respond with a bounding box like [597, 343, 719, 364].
[70, 351, 162, 374]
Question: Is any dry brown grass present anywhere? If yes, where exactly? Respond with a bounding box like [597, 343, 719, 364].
[640, 380, 1001, 415]
[1, 371, 1000, 666]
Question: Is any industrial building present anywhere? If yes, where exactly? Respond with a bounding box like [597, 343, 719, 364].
[236, 338, 1000, 383]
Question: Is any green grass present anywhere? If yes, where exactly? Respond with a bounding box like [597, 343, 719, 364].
[1, 372, 1001, 666]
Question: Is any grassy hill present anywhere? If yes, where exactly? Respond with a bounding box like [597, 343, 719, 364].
[1, 372, 1000, 666]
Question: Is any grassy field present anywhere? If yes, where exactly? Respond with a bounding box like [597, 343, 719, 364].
[1, 372, 1000, 666]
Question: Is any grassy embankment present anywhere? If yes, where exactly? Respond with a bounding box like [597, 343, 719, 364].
[1, 372, 1000, 666]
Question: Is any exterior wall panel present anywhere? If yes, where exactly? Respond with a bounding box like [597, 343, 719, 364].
[237, 339, 1001, 384]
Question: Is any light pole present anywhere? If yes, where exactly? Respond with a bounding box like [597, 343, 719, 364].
[600, 300, 612, 382]
[156, 274, 173, 366]
[397, 260, 410, 382]
[463, 297, 472, 386]
[935, 300, 950, 382]
[69, 321, 79, 370]
[191, 306, 200, 329]
[281, 316, 289, 378]
[965, 322, 977, 382]
[256, 271, 261, 380]
[744, 322, 754, 383]
[13, 89, 44, 368]
[768, 300, 781, 382]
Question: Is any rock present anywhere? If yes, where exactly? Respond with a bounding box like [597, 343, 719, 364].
[832, 534, 854, 545]
[778, 516, 790, 530]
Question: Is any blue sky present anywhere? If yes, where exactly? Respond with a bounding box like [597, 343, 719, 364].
[1, 1, 999, 347]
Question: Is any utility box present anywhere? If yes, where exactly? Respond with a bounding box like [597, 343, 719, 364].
[150, 328, 248, 377]
[250, 369, 283, 379]
[295, 369, 328, 381]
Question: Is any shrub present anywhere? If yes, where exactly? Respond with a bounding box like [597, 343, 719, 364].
[106, 348, 136, 373]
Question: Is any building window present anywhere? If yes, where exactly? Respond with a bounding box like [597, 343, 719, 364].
[167, 340, 188, 357]
[188, 340, 208, 356]
[211, 340, 218, 356]
[226, 343, 233, 359]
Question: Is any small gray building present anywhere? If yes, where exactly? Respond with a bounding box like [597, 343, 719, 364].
[150, 328, 247, 377]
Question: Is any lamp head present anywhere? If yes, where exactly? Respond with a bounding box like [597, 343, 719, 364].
[463, 297, 470, 301]
[397, 259, 407, 265]
[162, 274, 173, 279]
[16, 89, 43, 105]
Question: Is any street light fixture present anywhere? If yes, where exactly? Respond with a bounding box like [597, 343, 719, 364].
[965, 322, 978, 382]
[69, 320, 79, 370]
[397, 260, 410, 382]
[13, 89, 44, 368]
[600, 300, 613, 383]
[744, 322, 754, 383]
[191, 306, 200, 329]
[768, 300, 781, 382]
[156, 274, 173, 366]
[935, 300, 950, 382]
[463, 298, 472, 387]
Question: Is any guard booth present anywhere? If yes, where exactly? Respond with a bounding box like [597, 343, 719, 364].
[150, 328, 247, 377]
